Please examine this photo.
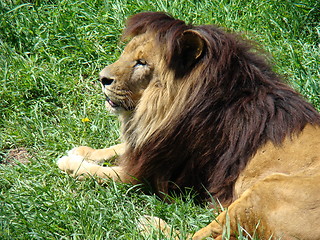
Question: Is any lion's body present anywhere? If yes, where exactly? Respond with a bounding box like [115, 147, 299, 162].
[234, 124, 320, 199]
[58, 12, 320, 239]
[228, 125, 320, 239]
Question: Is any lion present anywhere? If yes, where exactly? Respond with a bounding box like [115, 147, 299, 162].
[57, 12, 320, 239]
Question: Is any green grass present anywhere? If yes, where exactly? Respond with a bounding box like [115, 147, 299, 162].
[0, 0, 319, 239]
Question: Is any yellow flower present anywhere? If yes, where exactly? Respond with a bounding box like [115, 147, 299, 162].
[81, 117, 90, 123]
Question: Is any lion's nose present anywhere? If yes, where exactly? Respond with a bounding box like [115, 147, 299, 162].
[100, 76, 114, 86]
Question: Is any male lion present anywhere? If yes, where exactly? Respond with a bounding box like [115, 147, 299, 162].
[58, 12, 320, 239]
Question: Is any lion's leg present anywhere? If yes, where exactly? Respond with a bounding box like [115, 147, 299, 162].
[68, 143, 125, 164]
[136, 209, 233, 240]
[192, 195, 264, 240]
[138, 215, 226, 240]
[138, 216, 181, 240]
[192, 176, 278, 240]
[57, 154, 128, 183]
[192, 176, 276, 240]
[192, 210, 236, 240]
[192, 174, 320, 240]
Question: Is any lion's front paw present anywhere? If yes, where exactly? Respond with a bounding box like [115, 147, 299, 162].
[57, 154, 94, 179]
[68, 146, 95, 158]
[67, 146, 116, 164]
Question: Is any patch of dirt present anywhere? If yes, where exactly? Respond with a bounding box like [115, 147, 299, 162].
[1, 147, 32, 165]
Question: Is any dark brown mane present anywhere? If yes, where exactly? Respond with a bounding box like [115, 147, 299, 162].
[121, 12, 320, 204]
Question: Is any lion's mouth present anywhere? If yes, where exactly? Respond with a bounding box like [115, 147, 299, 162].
[105, 94, 135, 112]
[105, 95, 120, 108]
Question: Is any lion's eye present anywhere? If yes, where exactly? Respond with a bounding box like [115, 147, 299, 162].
[135, 59, 147, 67]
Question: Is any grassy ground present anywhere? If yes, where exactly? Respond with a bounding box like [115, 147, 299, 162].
[0, 0, 319, 239]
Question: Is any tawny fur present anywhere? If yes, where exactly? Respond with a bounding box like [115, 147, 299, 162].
[58, 12, 320, 239]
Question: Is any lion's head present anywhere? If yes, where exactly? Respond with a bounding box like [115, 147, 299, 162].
[99, 34, 158, 114]
[99, 12, 320, 203]
[99, 14, 206, 144]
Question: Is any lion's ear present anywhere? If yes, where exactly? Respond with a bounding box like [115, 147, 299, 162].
[181, 30, 204, 61]
[170, 29, 205, 77]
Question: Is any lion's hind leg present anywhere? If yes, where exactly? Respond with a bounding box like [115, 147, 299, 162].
[192, 175, 277, 239]
[192, 174, 320, 240]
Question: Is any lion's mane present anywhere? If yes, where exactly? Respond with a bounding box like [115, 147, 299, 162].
[119, 12, 320, 204]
